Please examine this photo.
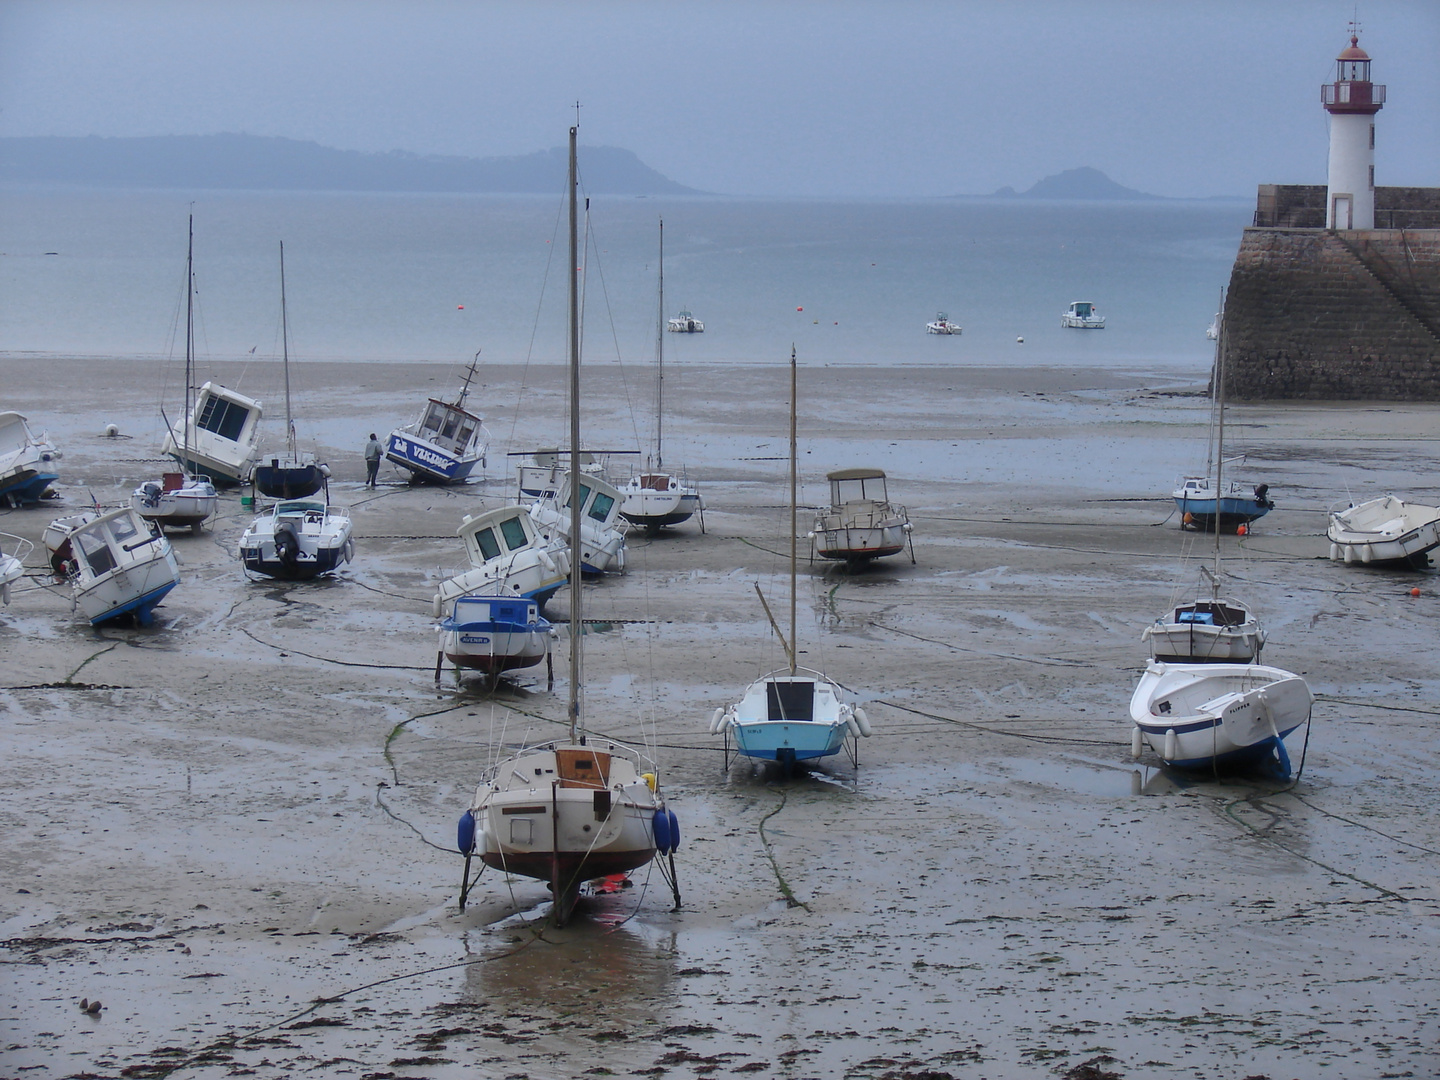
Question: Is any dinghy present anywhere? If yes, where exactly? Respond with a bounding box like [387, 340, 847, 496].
[432, 504, 569, 612]
[238, 499, 353, 580]
[46, 507, 180, 626]
[811, 468, 914, 565]
[1327, 494, 1440, 569]
[1129, 661, 1312, 774]
[0, 411, 61, 506]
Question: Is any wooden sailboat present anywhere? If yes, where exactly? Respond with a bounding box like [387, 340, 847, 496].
[710, 347, 873, 769]
[455, 125, 678, 926]
[251, 242, 328, 500]
[619, 218, 704, 532]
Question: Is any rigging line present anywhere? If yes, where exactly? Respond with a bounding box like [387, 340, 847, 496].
[580, 208, 646, 458]
[374, 783, 454, 854]
[1289, 793, 1440, 857]
[1313, 693, 1440, 717]
[237, 626, 432, 671]
[870, 621, 1092, 668]
[504, 183, 567, 457]
[876, 699, 1118, 746]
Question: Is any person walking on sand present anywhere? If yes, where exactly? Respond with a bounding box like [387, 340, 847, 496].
[364, 433, 382, 488]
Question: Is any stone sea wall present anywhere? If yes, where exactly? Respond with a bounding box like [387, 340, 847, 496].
[1220, 226, 1440, 401]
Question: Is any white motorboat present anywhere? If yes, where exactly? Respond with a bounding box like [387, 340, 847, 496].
[1, 531, 33, 605]
[667, 309, 703, 333]
[926, 311, 963, 335]
[1061, 300, 1106, 328]
[1327, 494, 1440, 569]
[385, 352, 492, 484]
[1129, 661, 1313, 775]
[0, 411, 62, 507]
[238, 499, 353, 580]
[712, 347, 874, 771]
[811, 468, 914, 564]
[620, 218, 705, 533]
[437, 594, 554, 680]
[432, 504, 570, 612]
[529, 471, 627, 575]
[455, 127, 678, 927]
[162, 381, 263, 487]
[46, 507, 180, 626]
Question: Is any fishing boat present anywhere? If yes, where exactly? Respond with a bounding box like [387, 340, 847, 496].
[0, 411, 62, 506]
[667, 309, 703, 333]
[1145, 300, 1265, 663]
[455, 126, 678, 927]
[926, 312, 963, 335]
[432, 504, 570, 611]
[619, 218, 705, 533]
[384, 351, 492, 484]
[1172, 294, 1272, 533]
[161, 381, 263, 487]
[1327, 495, 1440, 569]
[45, 506, 180, 626]
[251, 242, 329, 500]
[238, 499, 353, 580]
[1061, 300, 1106, 328]
[436, 594, 554, 680]
[1129, 661, 1312, 775]
[711, 348, 874, 770]
[529, 471, 628, 574]
[1, 532, 32, 605]
[133, 216, 218, 531]
[811, 468, 914, 564]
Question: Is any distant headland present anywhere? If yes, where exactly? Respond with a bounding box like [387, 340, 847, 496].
[987, 166, 1162, 201]
[0, 133, 702, 195]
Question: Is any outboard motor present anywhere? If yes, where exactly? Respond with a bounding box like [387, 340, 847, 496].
[140, 482, 162, 508]
[273, 523, 300, 568]
[1254, 483, 1272, 509]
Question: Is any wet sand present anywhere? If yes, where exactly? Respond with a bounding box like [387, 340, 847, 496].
[2, 356, 1439, 1079]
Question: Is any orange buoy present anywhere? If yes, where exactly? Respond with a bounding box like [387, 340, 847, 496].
[457, 304, 465, 310]
[1237, 524, 1248, 536]
[1411, 587, 1421, 597]
[796, 306, 803, 312]
[1183, 512, 1193, 526]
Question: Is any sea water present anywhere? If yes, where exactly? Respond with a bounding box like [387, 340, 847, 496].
[0, 186, 1251, 373]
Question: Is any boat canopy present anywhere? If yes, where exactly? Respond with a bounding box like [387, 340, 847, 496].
[1068, 301, 1095, 316]
[419, 399, 482, 453]
[195, 383, 260, 442]
[827, 468, 890, 504]
[459, 505, 537, 564]
[0, 412, 34, 454]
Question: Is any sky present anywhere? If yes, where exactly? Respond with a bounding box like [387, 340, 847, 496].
[1, 0, 1437, 199]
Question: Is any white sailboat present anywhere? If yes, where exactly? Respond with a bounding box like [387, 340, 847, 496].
[134, 215, 218, 531]
[619, 218, 705, 533]
[455, 125, 677, 927]
[251, 241, 328, 500]
[710, 347, 874, 771]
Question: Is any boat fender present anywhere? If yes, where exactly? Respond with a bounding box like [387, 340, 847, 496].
[1, 582, 9, 606]
[343, 538, 355, 564]
[666, 808, 680, 853]
[319, 463, 332, 478]
[847, 716, 862, 738]
[1131, 727, 1143, 758]
[854, 706, 873, 737]
[641, 772, 657, 792]
[652, 808, 672, 854]
[457, 810, 476, 854]
[537, 547, 555, 572]
[710, 707, 724, 734]
[1329, 543, 1340, 561]
[1343, 545, 1355, 565]
[432, 593, 443, 619]
[1163, 729, 1178, 763]
[1361, 544, 1373, 564]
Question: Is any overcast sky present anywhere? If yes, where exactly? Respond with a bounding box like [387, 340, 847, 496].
[1, 0, 1436, 198]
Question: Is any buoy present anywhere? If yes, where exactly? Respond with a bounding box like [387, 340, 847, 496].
[457, 304, 465, 310]
[1016, 336, 1024, 343]
[796, 306, 803, 312]
[1411, 587, 1421, 597]
[1131, 727, 1144, 759]
[1183, 512, 1193, 526]
[652, 808, 672, 854]
[1236, 524, 1248, 536]
[709, 707, 724, 734]
[666, 808, 680, 853]
[641, 771, 657, 791]
[1163, 729, 1178, 762]
[457, 810, 476, 854]
[103, 423, 119, 438]
[854, 706, 873, 737]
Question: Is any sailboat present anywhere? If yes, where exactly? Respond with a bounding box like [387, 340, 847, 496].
[455, 125, 677, 927]
[709, 347, 874, 770]
[133, 216, 219, 531]
[385, 351, 492, 484]
[1145, 297, 1265, 663]
[251, 242, 328, 500]
[619, 218, 705, 533]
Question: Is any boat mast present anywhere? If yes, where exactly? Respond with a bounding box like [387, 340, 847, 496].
[567, 124, 583, 744]
[184, 213, 195, 471]
[655, 217, 665, 470]
[789, 344, 797, 677]
[279, 241, 295, 459]
[457, 349, 481, 408]
[1212, 289, 1226, 593]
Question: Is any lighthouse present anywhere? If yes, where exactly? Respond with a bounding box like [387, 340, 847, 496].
[1322, 30, 1385, 230]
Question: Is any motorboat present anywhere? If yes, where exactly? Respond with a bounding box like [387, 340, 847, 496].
[1173, 475, 1273, 532]
[515, 448, 605, 500]
[385, 351, 491, 484]
[455, 127, 678, 927]
[0, 411, 62, 506]
[45, 506, 180, 626]
[1129, 661, 1312, 775]
[432, 504, 570, 612]
[1061, 300, 1106, 328]
[529, 471, 627, 575]
[926, 312, 963, 335]
[1327, 494, 1440, 569]
[712, 347, 874, 771]
[619, 218, 705, 533]
[811, 468, 914, 564]
[436, 594, 554, 679]
[667, 309, 703, 333]
[161, 380, 263, 487]
[1, 531, 32, 605]
[1142, 595, 1265, 664]
[238, 499, 353, 580]
[251, 241, 329, 499]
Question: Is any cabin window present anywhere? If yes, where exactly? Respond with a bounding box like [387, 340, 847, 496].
[565, 482, 592, 511]
[767, 681, 815, 721]
[422, 404, 445, 433]
[455, 423, 475, 447]
[75, 526, 117, 576]
[440, 413, 459, 440]
[498, 516, 528, 551]
[107, 513, 142, 546]
[588, 491, 615, 523]
[196, 395, 250, 442]
[474, 527, 501, 561]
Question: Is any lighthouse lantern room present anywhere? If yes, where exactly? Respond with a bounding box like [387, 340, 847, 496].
[1322, 29, 1385, 230]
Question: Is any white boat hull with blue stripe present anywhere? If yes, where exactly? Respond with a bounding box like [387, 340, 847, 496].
[439, 595, 553, 675]
[713, 668, 869, 766]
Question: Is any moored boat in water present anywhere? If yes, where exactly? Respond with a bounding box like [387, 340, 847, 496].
[926, 311, 963, 335]
[1061, 300, 1106, 328]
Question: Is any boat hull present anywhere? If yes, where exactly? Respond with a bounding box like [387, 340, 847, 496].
[1327, 496, 1440, 569]
[439, 596, 552, 674]
[1173, 495, 1272, 532]
[812, 523, 907, 562]
[385, 432, 481, 484]
[619, 484, 702, 529]
[1142, 600, 1265, 664]
[719, 670, 858, 764]
[0, 470, 59, 506]
[252, 462, 326, 500]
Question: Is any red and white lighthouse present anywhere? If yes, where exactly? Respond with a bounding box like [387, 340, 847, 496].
[1322, 30, 1385, 229]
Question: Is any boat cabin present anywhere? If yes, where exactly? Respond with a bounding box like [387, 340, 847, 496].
[68, 509, 156, 580]
[561, 474, 622, 528]
[459, 506, 540, 566]
[1068, 301, 1096, 319]
[416, 399, 482, 455]
[827, 467, 890, 509]
[193, 382, 261, 446]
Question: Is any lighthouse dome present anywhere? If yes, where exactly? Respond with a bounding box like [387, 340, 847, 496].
[1337, 36, 1370, 63]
